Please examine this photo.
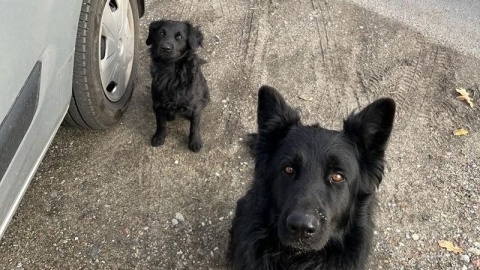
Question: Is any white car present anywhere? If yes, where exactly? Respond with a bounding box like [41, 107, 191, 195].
[0, 0, 145, 238]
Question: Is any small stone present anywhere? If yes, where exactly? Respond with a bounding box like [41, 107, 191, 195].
[461, 266, 467, 270]
[474, 242, 480, 248]
[411, 234, 420, 241]
[460, 254, 470, 263]
[172, 218, 179, 225]
[175, 213, 185, 223]
[174, 160, 179, 165]
[468, 247, 480, 256]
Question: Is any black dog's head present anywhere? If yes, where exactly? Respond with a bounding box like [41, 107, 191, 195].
[146, 20, 203, 60]
[252, 86, 395, 251]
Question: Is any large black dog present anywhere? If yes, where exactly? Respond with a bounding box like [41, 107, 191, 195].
[146, 20, 209, 152]
[228, 86, 396, 270]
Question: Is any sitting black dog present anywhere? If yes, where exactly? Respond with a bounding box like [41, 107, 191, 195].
[146, 20, 209, 152]
[228, 86, 396, 270]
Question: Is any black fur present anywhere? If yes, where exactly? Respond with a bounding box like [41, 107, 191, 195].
[146, 20, 209, 152]
[228, 86, 396, 270]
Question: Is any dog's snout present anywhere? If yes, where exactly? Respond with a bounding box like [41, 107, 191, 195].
[286, 213, 320, 237]
[161, 44, 173, 52]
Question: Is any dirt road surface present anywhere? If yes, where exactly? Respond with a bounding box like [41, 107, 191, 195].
[1, 0, 479, 269]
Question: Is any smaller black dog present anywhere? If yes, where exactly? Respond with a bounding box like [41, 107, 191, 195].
[146, 20, 209, 152]
[228, 86, 396, 270]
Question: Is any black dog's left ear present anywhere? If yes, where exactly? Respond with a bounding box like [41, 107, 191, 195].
[146, 20, 164, 45]
[343, 98, 395, 190]
[344, 98, 395, 154]
[186, 22, 204, 49]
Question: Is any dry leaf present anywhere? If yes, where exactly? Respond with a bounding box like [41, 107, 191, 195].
[298, 95, 314, 101]
[453, 128, 469, 136]
[438, 240, 463, 254]
[456, 88, 474, 108]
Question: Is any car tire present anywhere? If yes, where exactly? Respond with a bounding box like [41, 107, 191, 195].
[64, 0, 140, 129]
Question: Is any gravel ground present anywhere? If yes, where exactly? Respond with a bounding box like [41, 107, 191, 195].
[0, 0, 479, 269]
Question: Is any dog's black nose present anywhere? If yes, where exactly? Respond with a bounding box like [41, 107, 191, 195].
[162, 44, 172, 52]
[286, 213, 320, 236]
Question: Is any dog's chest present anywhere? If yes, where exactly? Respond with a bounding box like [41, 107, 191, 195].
[152, 76, 196, 109]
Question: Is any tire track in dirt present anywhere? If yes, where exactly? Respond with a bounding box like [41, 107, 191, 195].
[239, 0, 257, 62]
[425, 47, 457, 146]
[309, 0, 351, 127]
[310, 0, 327, 66]
[220, 0, 263, 145]
[220, 0, 236, 23]
[396, 35, 430, 121]
[428, 48, 480, 136]
[354, 33, 469, 149]
[356, 33, 433, 121]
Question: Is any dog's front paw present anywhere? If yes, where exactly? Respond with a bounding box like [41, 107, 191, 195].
[151, 134, 166, 147]
[188, 137, 203, 152]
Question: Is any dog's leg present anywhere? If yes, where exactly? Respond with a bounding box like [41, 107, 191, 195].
[188, 111, 203, 152]
[151, 106, 167, 147]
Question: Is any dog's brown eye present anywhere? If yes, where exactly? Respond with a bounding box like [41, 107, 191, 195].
[159, 31, 165, 37]
[284, 166, 294, 175]
[330, 172, 345, 183]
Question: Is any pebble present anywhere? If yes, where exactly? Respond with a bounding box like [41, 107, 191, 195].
[172, 219, 179, 225]
[174, 160, 179, 165]
[175, 213, 185, 223]
[411, 234, 420, 241]
[460, 254, 470, 263]
[468, 247, 480, 256]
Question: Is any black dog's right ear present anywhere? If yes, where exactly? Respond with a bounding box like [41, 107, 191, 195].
[146, 20, 164, 45]
[255, 86, 300, 154]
